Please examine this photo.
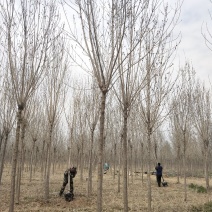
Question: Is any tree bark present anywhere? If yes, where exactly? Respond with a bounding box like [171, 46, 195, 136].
[9, 108, 22, 212]
[113, 143, 117, 180]
[183, 132, 187, 202]
[122, 106, 128, 212]
[204, 144, 209, 192]
[0, 133, 9, 186]
[88, 128, 94, 197]
[97, 91, 107, 212]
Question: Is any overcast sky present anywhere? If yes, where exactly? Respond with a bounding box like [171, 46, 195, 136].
[174, 0, 212, 87]
[62, 1, 212, 87]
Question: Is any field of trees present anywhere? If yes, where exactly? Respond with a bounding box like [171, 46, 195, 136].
[0, 0, 212, 211]
[1, 165, 212, 211]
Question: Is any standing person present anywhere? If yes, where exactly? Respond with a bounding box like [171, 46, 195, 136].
[155, 163, 163, 187]
[59, 167, 77, 199]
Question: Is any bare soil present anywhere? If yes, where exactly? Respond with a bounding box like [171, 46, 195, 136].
[0, 166, 211, 212]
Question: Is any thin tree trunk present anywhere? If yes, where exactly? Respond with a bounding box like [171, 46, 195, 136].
[41, 140, 45, 180]
[130, 143, 133, 184]
[177, 146, 180, 183]
[183, 133, 187, 202]
[9, 108, 22, 212]
[15, 121, 26, 204]
[80, 139, 84, 182]
[34, 147, 38, 174]
[113, 143, 116, 180]
[52, 147, 56, 175]
[97, 91, 107, 212]
[122, 106, 128, 212]
[44, 126, 53, 201]
[147, 131, 152, 212]
[0, 133, 8, 186]
[141, 142, 144, 184]
[204, 146, 209, 192]
[147, 66, 152, 212]
[118, 139, 122, 193]
[15, 153, 21, 204]
[88, 129, 94, 197]
[30, 140, 36, 182]
[0, 135, 4, 152]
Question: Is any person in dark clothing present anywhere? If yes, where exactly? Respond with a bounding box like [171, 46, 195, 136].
[155, 163, 163, 187]
[59, 167, 77, 198]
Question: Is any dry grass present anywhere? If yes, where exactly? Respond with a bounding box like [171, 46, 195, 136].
[0, 166, 211, 212]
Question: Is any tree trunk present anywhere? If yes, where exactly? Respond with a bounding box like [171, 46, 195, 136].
[204, 145, 209, 192]
[130, 144, 133, 184]
[0, 133, 9, 186]
[147, 131, 152, 212]
[88, 129, 94, 197]
[177, 146, 180, 183]
[122, 106, 128, 212]
[41, 140, 45, 180]
[80, 138, 84, 182]
[44, 126, 53, 201]
[0, 134, 4, 153]
[30, 140, 36, 182]
[113, 143, 116, 180]
[52, 147, 56, 175]
[183, 134, 187, 202]
[97, 91, 107, 212]
[9, 108, 22, 212]
[118, 138, 122, 193]
[68, 127, 73, 167]
[147, 66, 152, 212]
[15, 121, 26, 204]
[141, 142, 144, 184]
[34, 147, 39, 174]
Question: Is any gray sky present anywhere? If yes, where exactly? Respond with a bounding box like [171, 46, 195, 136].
[62, 0, 212, 86]
[174, 0, 212, 86]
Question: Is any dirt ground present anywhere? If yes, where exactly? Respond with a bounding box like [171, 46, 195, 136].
[0, 166, 211, 212]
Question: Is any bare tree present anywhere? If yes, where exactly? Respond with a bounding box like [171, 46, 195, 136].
[0, 0, 63, 210]
[137, 2, 181, 210]
[169, 109, 183, 183]
[85, 84, 100, 197]
[202, 2, 212, 51]
[64, 1, 130, 210]
[43, 36, 68, 200]
[27, 96, 43, 182]
[15, 117, 27, 204]
[170, 62, 195, 201]
[192, 82, 212, 192]
[111, 0, 151, 209]
[0, 75, 15, 187]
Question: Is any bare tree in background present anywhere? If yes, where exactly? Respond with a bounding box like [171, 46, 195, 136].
[0, 1, 62, 210]
[27, 95, 43, 182]
[0, 75, 15, 187]
[169, 106, 183, 184]
[85, 84, 100, 197]
[64, 1, 129, 210]
[112, 0, 151, 208]
[192, 82, 212, 192]
[43, 36, 68, 200]
[171, 62, 195, 201]
[137, 1, 181, 210]
[202, 4, 212, 52]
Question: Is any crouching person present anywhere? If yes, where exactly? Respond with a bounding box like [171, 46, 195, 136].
[59, 166, 77, 201]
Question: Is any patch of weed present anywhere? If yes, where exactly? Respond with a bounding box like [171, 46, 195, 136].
[197, 186, 207, 193]
[190, 201, 212, 211]
[189, 183, 197, 189]
[188, 183, 207, 193]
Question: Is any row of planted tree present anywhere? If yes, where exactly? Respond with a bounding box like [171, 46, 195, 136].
[0, 0, 212, 212]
